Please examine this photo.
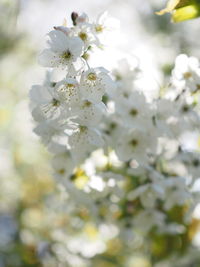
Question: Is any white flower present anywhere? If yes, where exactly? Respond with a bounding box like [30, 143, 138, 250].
[156, 97, 200, 136]
[115, 128, 155, 163]
[38, 30, 84, 70]
[134, 210, 166, 233]
[55, 78, 80, 106]
[112, 58, 140, 98]
[101, 115, 121, 147]
[175, 151, 200, 180]
[172, 54, 200, 93]
[115, 91, 152, 129]
[33, 120, 62, 146]
[176, 97, 200, 129]
[52, 152, 75, 180]
[155, 98, 178, 137]
[92, 11, 120, 45]
[70, 100, 106, 127]
[68, 126, 104, 163]
[163, 177, 191, 210]
[80, 68, 114, 103]
[30, 84, 64, 121]
[173, 54, 199, 80]
[73, 24, 95, 50]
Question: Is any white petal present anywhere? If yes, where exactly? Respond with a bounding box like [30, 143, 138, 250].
[48, 30, 69, 52]
[80, 82, 105, 103]
[71, 102, 104, 127]
[38, 49, 59, 68]
[88, 128, 104, 147]
[29, 85, 52, 104]
[55, 79, 81, 105]
[68, 37, 84, 58]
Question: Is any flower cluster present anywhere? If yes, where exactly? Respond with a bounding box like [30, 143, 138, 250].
[30, 12, 200, 266]
[30, 12, 116, 166]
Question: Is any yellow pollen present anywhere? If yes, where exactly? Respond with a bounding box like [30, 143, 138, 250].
[66, 83, 75, 88]
[83, 101, 92, 107]
[82, 52, 89, 60]
[80, 126, 87, 132]
[62, 50, 72, 60]
[183, 72, 192, 79]
[79, 32, 87, 41]
[87, 72, 97, 81]
[95, 24, 104, 33]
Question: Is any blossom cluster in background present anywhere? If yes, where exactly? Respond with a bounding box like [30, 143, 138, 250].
[29, 10, 200, 267]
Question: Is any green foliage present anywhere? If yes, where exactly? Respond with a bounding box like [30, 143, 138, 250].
[157, 0, 200, 22]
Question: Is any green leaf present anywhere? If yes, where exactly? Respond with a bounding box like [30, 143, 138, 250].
[172, 4, 200, 22]
[156, 0, 200, 22]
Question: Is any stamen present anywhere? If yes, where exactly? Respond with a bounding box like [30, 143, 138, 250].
[183, 72, 192, 79]
[62, 50, 72, 60]
[52, 98, 60, 107]
[95, 24, 104, 33]
[87, 72, 97, 81]
[83, 100, 92, 107]
[79, 32, 87, 41]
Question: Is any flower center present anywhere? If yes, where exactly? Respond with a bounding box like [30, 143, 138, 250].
[79, 125, 87, 132]
[183, 72, 192, 79]
[130, 108, 138, 116]
[66, 83, 75, 88]
[58, 168, 65, 174]
[79, 32, 87, 41]
[192, 159, 200, 167]
[181, 105, 189, 113]
[95, 24, 104, 33]
[83, 100, 92, 107]
[87, 72, 97, 81]
[110, 122, 117, 129]
[130, 139, 138, 147]
[51, 82, 56, 87]
[52, 98, 60, 107]
[62, 50, 72, 60]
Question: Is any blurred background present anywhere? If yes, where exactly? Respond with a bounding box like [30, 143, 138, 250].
[1, 0, 200, 266]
